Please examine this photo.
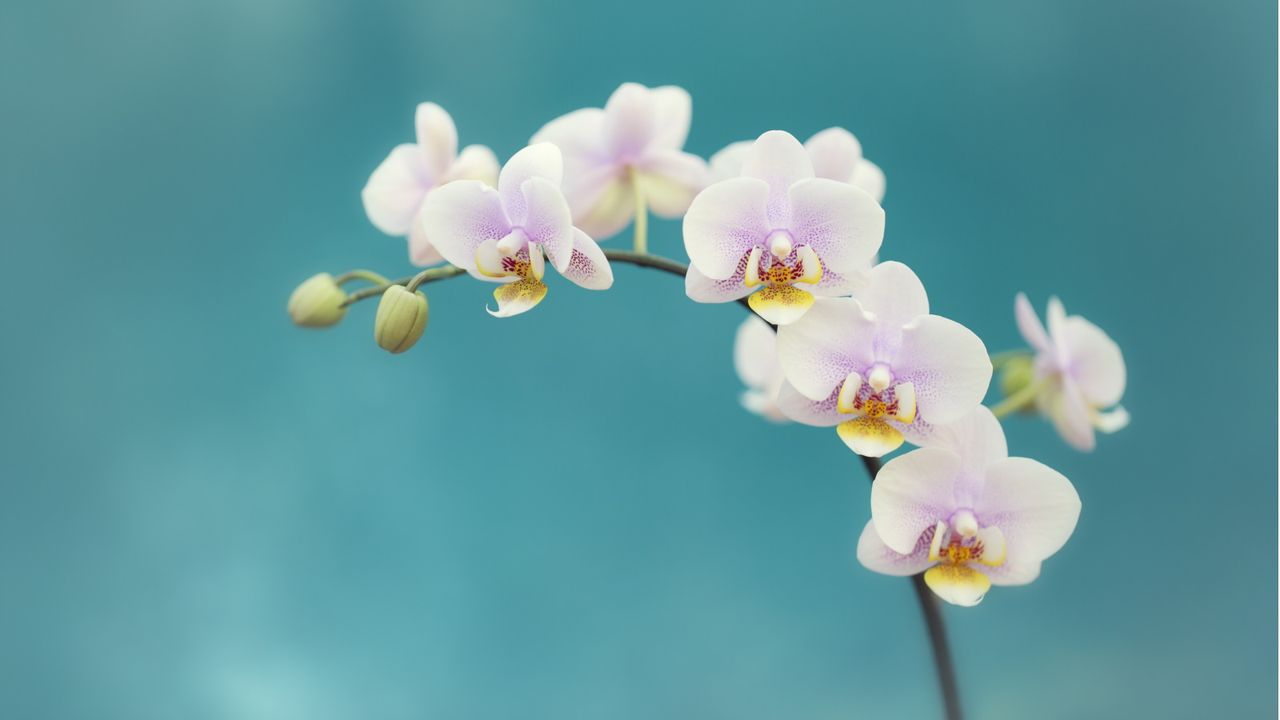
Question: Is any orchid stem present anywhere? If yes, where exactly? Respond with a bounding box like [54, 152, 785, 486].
[989, 378, 1048, 419]
[334, 269, 391, 287]
[632, 180, 649, 254]
[338, 265, 466, 307]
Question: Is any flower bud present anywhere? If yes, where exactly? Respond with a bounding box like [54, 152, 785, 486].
[999, 355, 1036, 400]
[374, 285, 429, 354]
[287, 273, 349, 328]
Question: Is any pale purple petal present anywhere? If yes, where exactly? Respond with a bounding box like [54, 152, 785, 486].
[1060, 316, 1126, 406]
[415, 102, 458, 180]
[498, 143, 564, 225]
[682, 177, 771, 279]
[684, 263, 756, 303]
[603, 82, 657, 159]
[443, 144, 500, 186]
[775, 297, 877, 401]
[707, 141, 751, 184]
[649, 85, 692, 150]
[975, 456, 1081, 563]
[856, 519, 935, 577]
[1014, 293, 1051, 353]
[787, 179, 884, 278]
[362, 144, 430, 236]
[916, 406, 1008, 506]
[854, 261, 930, 330]
[894, 315, 992, 426]
[559, 228, 613, 290]
[775, 381, 842, 427]
[740, 130, 814, 225]
[804, 127, 862, 182]
[407, 209, 445, 267]
[870, 447, 961, 555]
[633, 149, 707, 217]
[519, 177, 574, 272]
[420, 180, 510, 273]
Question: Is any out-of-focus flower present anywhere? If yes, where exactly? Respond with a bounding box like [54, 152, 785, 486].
[734, 316, 788, 422]
[1015, 293, 1128, 451]
[708, 127, 885, 203]
[531, 83, 707, 239]
[857, 406, 1081, 607]
[287, 273, 348, 328]
[374, 285, 428, 354]
[362, 103, 499, 267]
[683, 131, 884, 325]
[775, 262, 991, 456]
[422, 143, 612, 317]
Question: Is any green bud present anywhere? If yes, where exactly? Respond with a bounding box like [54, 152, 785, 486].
[999, 355, 1036, 400]
[287, 273, 349, 328]
[374, 285, 429, 354]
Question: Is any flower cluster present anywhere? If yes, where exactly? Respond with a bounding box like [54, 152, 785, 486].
[290, 81, 1130, 608]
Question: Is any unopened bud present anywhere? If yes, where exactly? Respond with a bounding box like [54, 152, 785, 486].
[999, 355, 1036, 401]
[374, 285, 429, 354]
[288, 273, 348, 328]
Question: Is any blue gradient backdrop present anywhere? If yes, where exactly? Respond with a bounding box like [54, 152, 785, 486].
[2, 1, 1275, 718]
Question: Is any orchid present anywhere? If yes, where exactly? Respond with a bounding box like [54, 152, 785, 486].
[683, 131, 885, 325]
[775, 261, 991, 456]
[531, 83, 707, 245]
[1013, 293, 1128, 451]
[708, 126, 886, 203]
[734, 316, 789, 423]
[857, 406, 1081, 606]
[362, 103, 499, 267]
[421, 143, 612, 317]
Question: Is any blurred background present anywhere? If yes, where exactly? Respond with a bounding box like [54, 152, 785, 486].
[1, 1, 1275, 718]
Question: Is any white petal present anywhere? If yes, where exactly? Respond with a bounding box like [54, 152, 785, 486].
[851, 159, 886, 203]
[984, 557, 1043, 586]
[804, 127, 862, 183]
[682, 177, 771, 279]
[707, 140, 752, 183]
[531, 107, 607, 161]
[569, 171, 633, 240]
[444, 144, 500, 186]
[976, 457, 1081, 564]
[855, 261, 930, 329]
[786, 179, 885, 278]
[775, 297, 877, 401]
[603, 82, 657, 158]
[362, 144, 430, 236]
[1014, 293, 1051, 353]
[1060, 316, 1126, 406]
[498, 143, 564, 225]
[776, 381, 843, 427]
[894, 315, 993, 425]
[633, 150, 707, 218]
[734, 315, 780, 390]
[1094, 405, 1130, 433]
[1046, 296, 1068, 348]
[740, 130, 814, 225]
[519, 178, 574, 272]
[1045, 380, 1097, 451]
[420, 181, 510, 273]
[407, 210, 445, 267]
[870, 447, 961, 555]
[559, 228, 613, 290]
[918, 406, 1009, 500]
[856, 520, 934, 577]
[415, 102, 458, 180]
[649, 85, 692, 150]
[684, 263, 755, 303]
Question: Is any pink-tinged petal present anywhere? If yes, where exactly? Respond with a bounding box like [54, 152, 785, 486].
[682, 177, 771, 279]
[748, 284, 815, 325]
[917, 406, 1008, 506]
[498, 143, 564, 225]
[420, 181, 510, 273]
[1045, 380, 1097, 451]
[633, 150, 707, 217]
[648, 85, 692, 150]
[603, 82, 657, 158]
[851, 159, 886, 203]
[362, 144, 430, 236]
[444, 144, 500, 186]
[519, 178, 574, 272]
[870, 447, 961, 554]
[855, 261, 930, 329]
[740, 130, 814, 225]
[894, 315, 992, 426]
[685, 263, 755, 303]
[707, 141, 751, 184]
[804, 127, 862, 183]
[559, 228, 613, 290]
[776, 297, 877, 401]
[487, 276, 548, 318]
[1060, 316, 1126, 406]
[734, 315, 780, 390]
[415, 102, 458, 180]
[787, 179, 884, 278]
[856, 520, 934, 576]
[407, 211, 445, 267]
[1014, 293, 1051, 353]
[976, 456, 1081, 563]
[776, 380, 843, 427]
[923, 564, 991, 606]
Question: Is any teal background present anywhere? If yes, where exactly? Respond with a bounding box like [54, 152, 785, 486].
[2, 1, 1275, 718]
